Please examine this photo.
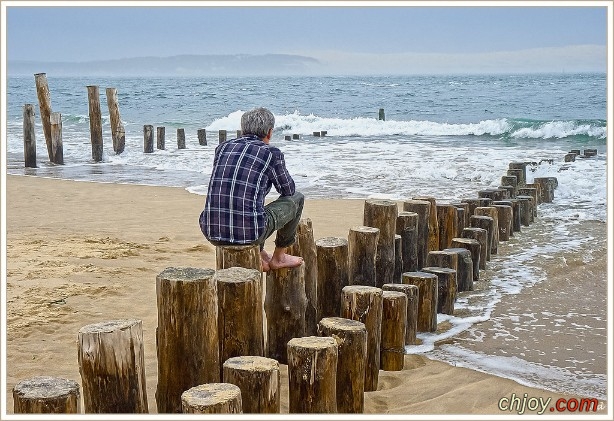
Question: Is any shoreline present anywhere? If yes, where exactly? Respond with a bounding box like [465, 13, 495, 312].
[3, 174, 609, 415]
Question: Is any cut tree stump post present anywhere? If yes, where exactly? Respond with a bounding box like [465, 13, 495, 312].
[77, 319, 148, 413]
[34, 73, 53, 161]
[105, 87, 125, 154]
[223, 356, 280, 413]
[402, 199, 430, 269]
[364, 199, 398, 287]
[495, 199, 521, 234]
[516, 196, 532, 226]
[492, 203, 513, 241]
[177, 128, 186, 149]
[197, 128, 207, 145]
[443, 247, 474, 292]
[401, 272, 438, 332]
[23, 104, 37, 168]
[394, 234, 403, 283]
[396, 211, 419, 273]
[436, 204, 458, 250]
[156, 126, 165, 150]
[340, 285, 383, 392]
[181, 383, 242, 414]
[316, 237, 349, 318]
[216, 244, 260, 270]
[526, 183, 542, 205]
[49, 112, 63, 165]
[215, 267, 264, 379]
[426, 250, 459, 301]
[508, 162, 527, 186]
[265, 264, 307, 365]
[450, 237, 481, 281]
[287, 336, 338, 413]
[412, 196, 439, 254]
[475, 207, 499, 254]
[155, 267, 219, 413]
[348, 226, 379, 287]
[533, 177, 557, 203]
[453, 204, 467, 236]
[383, 283, 418, 345]
[469, 217, 494, 262]
[380, 291, 407, 371]
[518, 187, 538, 218]
[421, 267, 456, 315]
[317, 317, 367, 413]
[86, 85, 103, 162]
[501, 175, 518, 198]
[13, 376, 80, 414]
[288, 218, 318, 335]
[143, 125, 154, 153]
[219, 129, 227, 143]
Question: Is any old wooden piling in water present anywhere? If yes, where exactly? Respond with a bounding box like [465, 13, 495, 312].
[177, 128, 186, 149]
[49, 112, 64, 165]
[413, 196, 439, 253]
[394, 234, 403, 282]
[508, 162, 527, 186]
[402, 200, 430, 269]
[287, 336, 338, 413]
[13, 376, 80, 414]
[223, 356, 280, 413]
[198, 128, 207, 145]
[443, 247, 473, 292]
[181, 383, 242, 414]
[501, 175, 518, 197]
[219, 129, 227, 143]
[380, 291, 407, 371]
[518, 187, 538, 218]
[77, 319, 148, 413]
[23, 104, 37, 168]
[155, 267, 219, 413]
[34, 73, 53, 161]
[364, 199, 398, 287]
[469, 216, 494, 261]
[401, 272, 438, 332]
[105, 87, 125, 154]
[397, 211, 419, 273]
[378, 108, 385, 121]
[348, 226, 379, 287]
[492, 204, 513, 241]
[461, 228, 487, 270]
[157, 126, 165, 150]
[143, 125, 154, 153]
[86, 85, 104, 162]
[436, 204, 458, 250]
[316, 237, 349, 318]
[533, 177, 557, 203]
[475, 207, 499, 254]
[383, 283, 418, 345]
[450, 237, 481, 282]
[516, 195, 533, 226]
[421, 267, 456, 315]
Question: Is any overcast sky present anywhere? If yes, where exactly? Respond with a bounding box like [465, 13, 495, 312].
[2, 2, 609, 74]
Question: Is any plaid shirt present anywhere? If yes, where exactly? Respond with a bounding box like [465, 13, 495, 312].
[200, 135, 295, 244]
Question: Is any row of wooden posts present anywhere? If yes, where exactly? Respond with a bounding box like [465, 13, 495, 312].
[13, 151, 587, 414]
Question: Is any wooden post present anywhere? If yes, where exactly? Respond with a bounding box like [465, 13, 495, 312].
[364, 199, 398, 287]
[533, 177, 557, 203]
[317, 317, 367, 413]
[177, 128, 186, 149]
[237, 129, 242, 138]
[394, 234, 403, 283]
[340, 285, 383, 392]
[313, 131, 321, 137]
[285, 135, 292, 141]
[516, 195, 532, 226]
[518, 187, 538, 218]
[293, 133, 300, 139]
[453, 203, 468, 236]
[181, 383, 242, 414]
[501, 175, 518, 198]
[383, 283, 418, 345]
[86, 85, 104, 162]
[460, 198, 480, 218]
[443, 247, 473, 292]
[156, 267, 219, 413]
[450, 237, 481, 281]
[348, 226, 379, 287]
[412, 196, 439, 253]
[288, 218, 318, 335]
[378, 108, 385, 121]
[508, 162, 527, 186]
[215, 267, 264, 380]
[23, 104, 37, 168]
[584, 148, 598, 157]
[105, 87, 125, 154]
[468, 217, 493, 262]
[197, 128, 207, 145]
[216, 244, 260, 270]
[34, 73, 53, 161]
[461, 228, 487, 270]
[219, 129, 227, 143]
[497, 199, 521, 233]
[402, 200, 430, 269]
[287, 336, 338, 413]
[265, 264, 307, 365]
[478, 189, 506, 202]
[475, 207, 499, 254]
[436, 204, 458, 250]
[498, 185, 515, 199]
[77, 319, 148, 413]
[525, 183, 542, 205]
[397, 211, 419, 273]
[143, 125, 154, 153]
[401, 272, 438, 332]
[421, 267, 456, 315]
[380, 291, 407, 371]
[156, 126, 165, 150]
[316, 237, 349, 318]
[49, 112, 63, 165]
[13, 377, 80, 414]
[564, 153, 576, 162]
[223, 356, 280, 413]
[492, 204, 513, 241]
[426, 250, 458, 302]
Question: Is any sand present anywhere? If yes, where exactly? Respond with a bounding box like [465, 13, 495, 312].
[2, 175, 608, 416]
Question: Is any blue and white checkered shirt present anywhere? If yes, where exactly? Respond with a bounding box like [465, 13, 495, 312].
[200, 135, 295, 244]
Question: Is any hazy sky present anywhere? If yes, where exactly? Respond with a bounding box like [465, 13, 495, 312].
[2, 2, 609, 74]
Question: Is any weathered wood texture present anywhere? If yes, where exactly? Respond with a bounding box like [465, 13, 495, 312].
[394, 234, 403, 283]
[380, 291, 407, 371]
[49, 112, 63, 165]
[453, 203, 468, 236]
[443, 247, 474, 292]
[143, 125, 154, 153]
[197, 128, 207, 145]
[34, 73, 53, 161]
[383, 283, 418, 345]
[316, 237, 349, 318]
[492, 204, 513, 241]
[155, 267, 219, 413]
[105, 87, 125, 154]
[421, 267, 456, 315]
[402, 199, 430, 269]
[364, 199, 398, 287]
[474, 207, 499, 254]
[348, 225, 379, 287]
[533, 177, 557, 203]
[340, 285, 383, 391]
[156, 126, 165, 150]
[436, 204, 458, 250]
[516, 196, 532, 226]
[13, 376, 80, 414]
[181, 383, 242, 414]
[469, 216, 494, 262]
[518, 187, 538, 218]
[86, 85, 104, 162]
[223, 356, 280, 413]
[219, 129, 227, 143]
[501, 175, 518, 197]
[288, 218, 318, 335]
[287, 336, 338, 413]
[396, 211, 419, 273]
[265, 264, 307, 365]
[412, 196, 439, 253]
[176, 128, 186, 149]
[77, 319, 148, 413]
[508, 162, 527, 186]
[23, 104, 37, 168]
[216, 244, 260, 270]
[401, 272, 438, 332]
[317, 317, 367, 413]
[450, 237, 481, 281]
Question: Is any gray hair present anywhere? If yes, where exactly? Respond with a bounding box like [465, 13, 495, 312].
[241, 107, 275, 139]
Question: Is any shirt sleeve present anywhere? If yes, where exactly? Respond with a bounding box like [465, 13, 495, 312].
[268, 147, 295, 196]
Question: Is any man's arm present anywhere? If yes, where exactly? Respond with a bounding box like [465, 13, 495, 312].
[268, 147, 295, 196]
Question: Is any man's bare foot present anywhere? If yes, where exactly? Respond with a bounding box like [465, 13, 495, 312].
[260, 250, 272, 272]
[268, 253, 304, 270]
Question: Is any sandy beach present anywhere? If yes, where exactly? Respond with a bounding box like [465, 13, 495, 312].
[3, 174, 609, 416]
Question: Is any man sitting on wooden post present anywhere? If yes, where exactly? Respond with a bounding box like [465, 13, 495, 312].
[199, 107, 304, 271]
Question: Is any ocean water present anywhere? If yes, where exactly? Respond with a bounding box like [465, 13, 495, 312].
[4, 73, 609, 401]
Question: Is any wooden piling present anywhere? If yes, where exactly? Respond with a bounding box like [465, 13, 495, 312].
[157, 126, 165, 150]
[508, 162, 527, 186]
[461, 228, 487, 270]
[378, 108, 385, 121]
[501, 175, 518, 197]
[401, 272, 438, 332]
[394, 234, 403, 283]
[475, 207, 499, 254]
[219, 129, 227, 143]
[383, 283, 418, 345]
[364, 199, 398, 287]
[380, 291, 407, 371]
[13, 376, 80, 414]
[265, 264, 307, 365]
[23, 104, 37, 168]
[317, 317, 367, 413]
[105, 87, 125, 154]
[498, 185, 515, 199]
[402, 200, 430, 269]
[564, 153, 576, 162]
[412, 196, 439, 253]
[316, 237, 349, 318]
[450, 237, 481, 281]
[421, 267, 456, 315]
[34, 73, 53, 161]
[348, 226, 379, 287]
[156, 267, 219, 413]
[49, 112, 64, 165]
[293, 133, 300, 140]
[198, 128, 207, 145]
[518, 187, 538, 218]
[443, 247, 473, 292]
[177, 128, 186, 149]
[287, 336, 338, 413]
[340, 285, 383, 391]
[181, 383, 242, 414]
[533, 177, 557, 203]
[492, 204, 513, 241]
[285, 135, 291, 141]
[313, 131, 321, 137]
[223, 356, 280, 413]
[436, 204, 458, 250]
[77, 319, 148, 413]
[216, 244, 260, 270]
[143, 125, 154, 153]
[469, 216, 494, 262]
[496, 199, 521, 233]
[397, 211, 419, 273]
[86, 85, 104, 162]
[453, 203, 468, 236]
[516, 195, 532, 226]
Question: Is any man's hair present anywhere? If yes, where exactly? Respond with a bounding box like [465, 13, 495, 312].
[241, 107, 275, 139]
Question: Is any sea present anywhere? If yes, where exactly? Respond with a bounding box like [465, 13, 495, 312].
[3, 73, 610, 402]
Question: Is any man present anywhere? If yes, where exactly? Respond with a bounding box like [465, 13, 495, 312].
[199, 107, 304, 271]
